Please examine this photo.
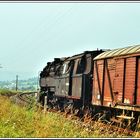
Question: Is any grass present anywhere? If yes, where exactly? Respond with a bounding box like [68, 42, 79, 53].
[0, 95, 140, 138]
[0, 89, 17, 96]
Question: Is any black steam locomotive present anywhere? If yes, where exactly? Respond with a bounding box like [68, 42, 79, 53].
[39, 50, 103, 113]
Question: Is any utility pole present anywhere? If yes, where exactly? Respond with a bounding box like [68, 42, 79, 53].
[37, 71, 41, 91]
[16, 75, 18, 91]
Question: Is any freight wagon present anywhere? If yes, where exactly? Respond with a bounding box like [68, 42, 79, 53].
[92, 45, 140, 124]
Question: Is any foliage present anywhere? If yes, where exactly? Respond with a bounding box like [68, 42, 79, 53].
[0, 96, 139, 138]
[0, 77, 38, 91]
[0, 89, 17, 96]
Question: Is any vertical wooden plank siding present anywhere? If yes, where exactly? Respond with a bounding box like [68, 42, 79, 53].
[101, 60, 105, 105]
[92, 60, 104, 105]
[136, 57, 140, 105]
[95, 61, 102, 104]
[103, 59, 115, 106]
[92, 56, 139, 107]
[113, 59, 124, 104]
[124, 57, 136, 104]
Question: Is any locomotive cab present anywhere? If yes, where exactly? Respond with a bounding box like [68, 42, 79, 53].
[53, 50, 103, 109]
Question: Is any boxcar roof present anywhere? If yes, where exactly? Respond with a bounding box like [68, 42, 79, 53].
[94, 44, 140, 60]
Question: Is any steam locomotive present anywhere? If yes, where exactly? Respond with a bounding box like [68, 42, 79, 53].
[39, 45, 140, 127]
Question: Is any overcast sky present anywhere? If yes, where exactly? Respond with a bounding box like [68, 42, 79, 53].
[0, 3, 140, 80]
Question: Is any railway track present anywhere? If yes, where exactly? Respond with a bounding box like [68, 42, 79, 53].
[10, 91, 37, 107]
[9, 92, 135, 136]
[41, 106, 134, 137]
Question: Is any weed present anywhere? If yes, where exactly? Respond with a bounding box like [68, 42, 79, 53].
[0, 96, 139, 138]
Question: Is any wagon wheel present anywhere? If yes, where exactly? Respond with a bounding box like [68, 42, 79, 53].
[52, 102, 58, 110]
[118, 118, 132, 129]
[125, 118, 135, 129]
[73, 108, 80, 116]
[92, 112, 103, 121]
[82, 106, 92, 123]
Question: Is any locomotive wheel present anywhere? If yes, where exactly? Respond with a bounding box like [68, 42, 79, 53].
[73, 108, 80, 116]
[64, 104, 73, 114]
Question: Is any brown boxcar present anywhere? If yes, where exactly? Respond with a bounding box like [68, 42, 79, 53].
[92, 45, 140, 112]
